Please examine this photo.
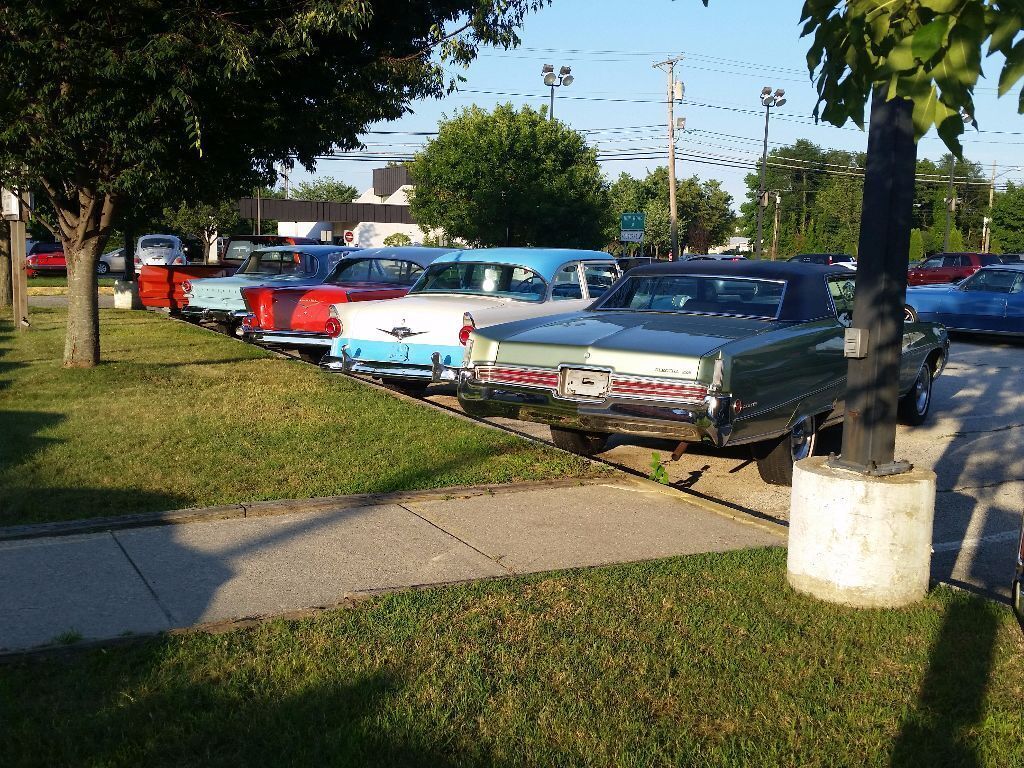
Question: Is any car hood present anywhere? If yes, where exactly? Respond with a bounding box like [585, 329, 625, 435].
[479, 311, 779, 379]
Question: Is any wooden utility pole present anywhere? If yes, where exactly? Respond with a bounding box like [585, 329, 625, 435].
[983, 160, 996, 253]
[2, 188, 30, 329]
[769, 192, 782, 260]
[943, 155, 955, 252]
[654, 56, 683, 260]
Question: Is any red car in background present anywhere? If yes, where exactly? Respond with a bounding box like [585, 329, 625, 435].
[907, 252, 1001, 286]
[25, 242, 65, 277]
[241, 247, 457, 360]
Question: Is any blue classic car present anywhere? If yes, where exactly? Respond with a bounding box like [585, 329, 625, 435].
[905, 264, 1024, 335]
[321, 248, 622, 395]
[182, 244, 361, 329]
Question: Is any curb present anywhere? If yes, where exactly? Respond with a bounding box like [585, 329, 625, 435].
[0, 477, 611, 542]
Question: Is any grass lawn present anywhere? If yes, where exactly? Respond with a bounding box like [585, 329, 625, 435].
[1, 549, 1021, 767]
[27, 275, 117, 288]
[0, 308, 597, 526]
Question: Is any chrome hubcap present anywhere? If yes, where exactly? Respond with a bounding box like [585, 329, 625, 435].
[914, 368, 930, 414]
[790, 417, 815, 462]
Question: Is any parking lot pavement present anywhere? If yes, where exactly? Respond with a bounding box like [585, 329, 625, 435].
[0, 479, 781, 652]
[426, 336, 1024, 599]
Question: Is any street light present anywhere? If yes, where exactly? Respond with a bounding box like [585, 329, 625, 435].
[755, 87, 786, 259]
[542, 64, 573, 121]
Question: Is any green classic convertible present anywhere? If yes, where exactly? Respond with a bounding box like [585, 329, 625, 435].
[458, 261, 950, 485]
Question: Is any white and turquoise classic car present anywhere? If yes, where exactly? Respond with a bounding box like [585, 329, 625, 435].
[181, 245, 360, 330]
[321, 248, 621, 395]
[458, 260, 950, 485]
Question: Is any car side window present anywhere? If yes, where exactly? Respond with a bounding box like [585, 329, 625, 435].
[963, 270, 1018, 293]
[551, 264, 584, 300]
[583, 263, 620, 299]
[1012, 274, 1024, 294]
[921, 257, 943, 269]
[941, 256, 961, 267]
[828, 276, 856, 326]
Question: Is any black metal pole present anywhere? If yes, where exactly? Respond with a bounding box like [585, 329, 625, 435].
[755, 105, 770, 258]
[549, 84, 555, 121]
[837, 87, 918, 473]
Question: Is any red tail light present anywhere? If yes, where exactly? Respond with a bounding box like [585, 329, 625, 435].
[241, 313, 258, 331]
[181, 280, 192, 294]
[459, 311, 476, 346]
[325, 317, 343, 338]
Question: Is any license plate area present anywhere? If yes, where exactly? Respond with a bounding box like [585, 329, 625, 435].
[560, 368, 610, 400]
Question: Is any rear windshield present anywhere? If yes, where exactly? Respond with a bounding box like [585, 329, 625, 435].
[140, 238, 176, 250]
[329, 258, 424, 286]
[239, 250, 319, 276]
[980, 254, 1002, 266]
[410, 262, 547, 302]
[31, 242, 63, 254]
[596, 274, 786, 318]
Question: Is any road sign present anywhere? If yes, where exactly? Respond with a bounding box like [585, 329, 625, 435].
[343, 230, 355, 244]
[620, 212, 645, 231]
[620, 229, 643, 243]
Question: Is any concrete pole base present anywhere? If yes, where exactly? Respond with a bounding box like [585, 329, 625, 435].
[113, 279, 143, 310]
[787, 456, 936, 608]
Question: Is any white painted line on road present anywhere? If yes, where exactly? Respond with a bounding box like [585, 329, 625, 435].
[932, 529, 1020, 554]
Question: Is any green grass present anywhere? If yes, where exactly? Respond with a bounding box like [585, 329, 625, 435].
[0, 309, 598, 525]
[27, 275, 117, 288]
[1, 549, 1021, 767]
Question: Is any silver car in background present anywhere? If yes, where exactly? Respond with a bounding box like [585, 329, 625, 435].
[134, 234, 188, 270]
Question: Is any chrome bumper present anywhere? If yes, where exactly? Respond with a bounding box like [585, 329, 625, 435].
[320, 348, 461, 383]
[181, 306, 248, 324]
[457, 373, 738, 447]
[248, 329, 332, 347]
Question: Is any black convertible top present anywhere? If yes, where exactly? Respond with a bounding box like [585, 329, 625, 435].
[617, 260, 851, 321]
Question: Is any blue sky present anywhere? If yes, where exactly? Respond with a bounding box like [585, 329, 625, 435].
[293, 0, 1024, 211]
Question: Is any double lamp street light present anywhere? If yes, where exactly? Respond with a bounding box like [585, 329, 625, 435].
[542, 64, 573, 121]
[755, 86, 786, 258]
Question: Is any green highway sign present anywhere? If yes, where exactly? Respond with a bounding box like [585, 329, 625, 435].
[620, 212, 645, 231]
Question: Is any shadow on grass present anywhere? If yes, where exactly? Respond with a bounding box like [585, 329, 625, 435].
[0, 486, 193, 527]
[0, 409, 65, 489]
[890, 598, 1002, 768]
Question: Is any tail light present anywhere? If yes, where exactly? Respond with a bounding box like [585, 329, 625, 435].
[181, 280, 192, 294]
[325, 317, 343, 338]
[459, 312, 476, 346]
[241, 313, 258, 331]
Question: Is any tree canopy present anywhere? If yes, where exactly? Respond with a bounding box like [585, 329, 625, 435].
[292, 178, 360, 204]
[0, 0, 548, 366]
[606, 169, 734, 256]
[992, 181, 1024, 252]
[408, 104, 609, 248]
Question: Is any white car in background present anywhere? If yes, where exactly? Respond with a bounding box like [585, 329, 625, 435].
[97, 247, 126, 275]
[133, 234, 188, 271]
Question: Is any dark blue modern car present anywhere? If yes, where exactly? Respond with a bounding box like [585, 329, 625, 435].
[905, 264, 1024, 336]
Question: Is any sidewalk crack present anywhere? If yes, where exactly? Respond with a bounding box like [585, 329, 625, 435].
[397, 504, 515, 575]
[109, 531, 177, 627]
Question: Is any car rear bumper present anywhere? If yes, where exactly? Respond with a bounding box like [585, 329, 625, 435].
[320, 349, 461, 382]
[181, 306, 248, 324]
[456, 373, 741, 448]
[248, 329, 332, 347]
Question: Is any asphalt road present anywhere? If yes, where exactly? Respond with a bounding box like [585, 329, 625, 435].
[27, 294, 114, 309]
[425, 335, 1024, 600]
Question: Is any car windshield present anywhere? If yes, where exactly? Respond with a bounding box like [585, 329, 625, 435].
[140, 238, 175, 250]
[961, 269, 1023, 294]
[596, 274, 786, 318]
[329, 258, 424, 286]
[410, 262, 547, 302]
[240, 250, 319, 276]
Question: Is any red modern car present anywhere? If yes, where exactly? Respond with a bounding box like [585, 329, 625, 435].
[907, 252, 1001, 286]
[240, 247, 456, 359]
[25, 241, 66, 277]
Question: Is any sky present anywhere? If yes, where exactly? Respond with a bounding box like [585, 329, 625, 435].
[290, 0, 1024, 211]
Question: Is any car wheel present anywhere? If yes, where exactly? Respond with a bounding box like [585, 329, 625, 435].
[897, 363, 932, 426]
[381, 378, 429, 398]
[549, 427, 610, 457]
[903, 304, 919, 323]
[754, 415, 817, 486]
[96, 261, 110, 275]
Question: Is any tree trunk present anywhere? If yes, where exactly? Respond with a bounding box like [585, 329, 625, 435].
[0, 224, 12, 310]
[63, 237, 103, 366]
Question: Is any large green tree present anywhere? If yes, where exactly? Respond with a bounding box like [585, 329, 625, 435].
[0, 1, 545, 366]
[992, 181, 1024, 252]
[292, 177, 360, 203]
[162, 200, 242, 263]
[409, 104, 608, 248]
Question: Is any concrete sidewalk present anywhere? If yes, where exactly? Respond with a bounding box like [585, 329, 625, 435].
[0, 478, 782, 653]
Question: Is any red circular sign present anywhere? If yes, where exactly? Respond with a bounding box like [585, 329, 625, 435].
[343, 230, 355, 244]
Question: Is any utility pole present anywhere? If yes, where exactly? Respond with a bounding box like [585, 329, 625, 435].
[654, 56, 683, 260]
[770, 192, 782, 260]
[282, 160, 291, 200]
[943, 155, 955, 252]
[983, 160, 996, 253]
[2, 188, 30, 330]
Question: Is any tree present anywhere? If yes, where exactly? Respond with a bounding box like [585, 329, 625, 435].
[409, 104, 608, 248]
[909, 228, 925, 262]
[163, 200, 241, 263]
[801, 0, 1024, 471]
[992, 182, 1024, 253]
[292, 178, 359, 203]
[0, 1, 546, 367]
[383, 232, 413, 246]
